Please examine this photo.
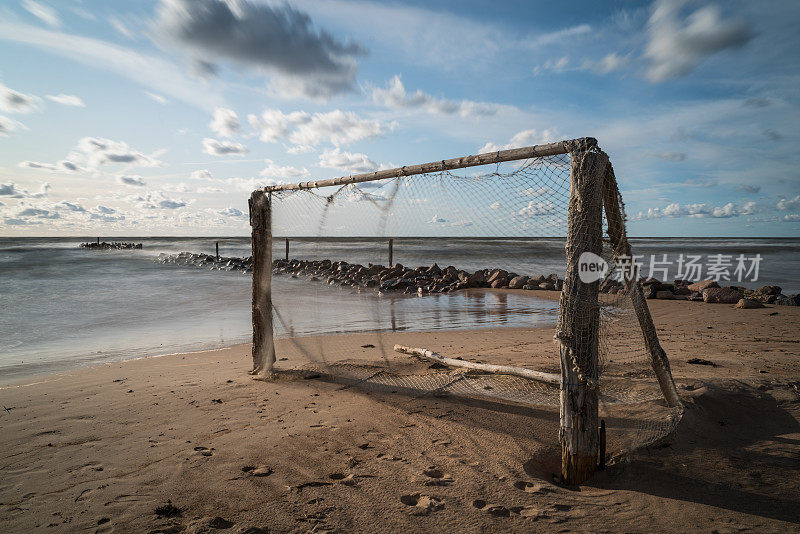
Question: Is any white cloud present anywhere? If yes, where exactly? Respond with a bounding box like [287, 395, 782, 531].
[19, 160, 80, 174]
[89, 204, 125, 221]
[247, 109, 305, 143]
[259, 159, 308, 179]
[0, 21, 221, 111]
[293, 110, 391, 147]
[645, 0, 752, 82]
[633, 201, 762, 220]
[777, 195, 800, 211]
[218, 207, 245, 217]
[318, 148, 377, 173]
[0, 115, 25, 136]
[489, 201, 501, 210]
[209, 107, 239, 137]
[1, 198, 132, 226]
[479, 129, 561, 153]
[20, 137, 164, 174]
[7, 203, 59, 221]
[429, 214, 447, 224]
[153, 0, 365, 99]
[190, 169, 213, 180]
[117, 175, 146, 187]
[0, 181, 50, 198]
[582, 53, 630, 75]
[371, 75, 499, 117]
[126, 190, 189, 209]
[162, 182, 193, 193]
[22, 0, 60, 28]
[144, 92, 169, 105]
[94, 205, 116, 215]
[108, 16, 133, 39]
[519, 201, 556, 217]
[54, 200, 85, 212]
[533, 56, 569, 75]
[202, 138, 248, 156]
[0, 80, 40, 113]
[286, 144, 314, 155]
[45, 94, 84, 107]
[520, 187, 549, 197]
[248, 108, 393, 149]
[525, 24, 592, 47]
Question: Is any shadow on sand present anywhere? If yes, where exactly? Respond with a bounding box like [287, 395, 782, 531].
[589, 381, 800, 524]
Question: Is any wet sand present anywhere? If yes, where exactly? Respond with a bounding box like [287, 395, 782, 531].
[1, 294, 799, 532]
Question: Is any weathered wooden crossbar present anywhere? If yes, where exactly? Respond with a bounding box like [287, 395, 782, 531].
[261, 137, 595, 193]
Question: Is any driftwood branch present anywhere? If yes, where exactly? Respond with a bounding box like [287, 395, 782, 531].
[393, 344, 560, 385]
[262, 138, 595, 193]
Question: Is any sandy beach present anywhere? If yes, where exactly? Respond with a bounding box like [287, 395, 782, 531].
[3, 0, 798, 532]
[1, 294, 799, 533]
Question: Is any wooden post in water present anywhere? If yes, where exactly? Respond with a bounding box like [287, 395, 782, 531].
[285, 238, 289, 261]
[388, 239, 394, 267]
[249, 190, 276, 376]
[557, 146, 608, 485]
[215, 242, 219, 260]
[97, 237, 100, 245]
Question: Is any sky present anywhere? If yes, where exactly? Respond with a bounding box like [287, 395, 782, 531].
[0, 0, 798, 237]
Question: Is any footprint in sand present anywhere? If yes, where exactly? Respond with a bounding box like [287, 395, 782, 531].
[419, 467, 453, 486]
[193, 446, 213, 457]
[79, 462, 104, 473]
[400, 493, 444, 515]
[472, 499, 510, 517]
[184, 516, 235, 530]
[513, 480, 552, 494]
[518, 506, 551, 520]
[473, 499, 546, 519]
[328, 473, 357, 486]
[242, 465, 273, 477]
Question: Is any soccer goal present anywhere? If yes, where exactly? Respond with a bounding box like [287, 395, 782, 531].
[248, 137, 683, 485]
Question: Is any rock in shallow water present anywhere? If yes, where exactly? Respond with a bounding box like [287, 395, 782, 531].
[508, 275, 529, 289]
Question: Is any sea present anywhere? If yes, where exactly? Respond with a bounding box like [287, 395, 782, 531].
[1, 236, 798, 384]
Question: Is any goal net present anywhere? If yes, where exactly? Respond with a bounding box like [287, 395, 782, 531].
[250, 138, 683, 482]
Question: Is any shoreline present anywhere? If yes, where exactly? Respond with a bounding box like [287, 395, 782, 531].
[1, 299, 799, 532]
[0, 288, 563, 388]
[2, 283, 794, 389]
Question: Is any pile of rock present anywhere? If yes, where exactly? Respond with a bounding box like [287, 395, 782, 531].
[271, 259, 563, 295]
[601, 276, 800, 307]
[155, 252, 800, 306]
[80, 241, 142, 249]
[157, 252, 252, 273]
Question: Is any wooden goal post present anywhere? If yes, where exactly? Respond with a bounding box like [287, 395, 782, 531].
[248, 137, 680, 484]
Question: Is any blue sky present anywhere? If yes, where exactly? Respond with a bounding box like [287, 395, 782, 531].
[0, 0, 798, 237]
